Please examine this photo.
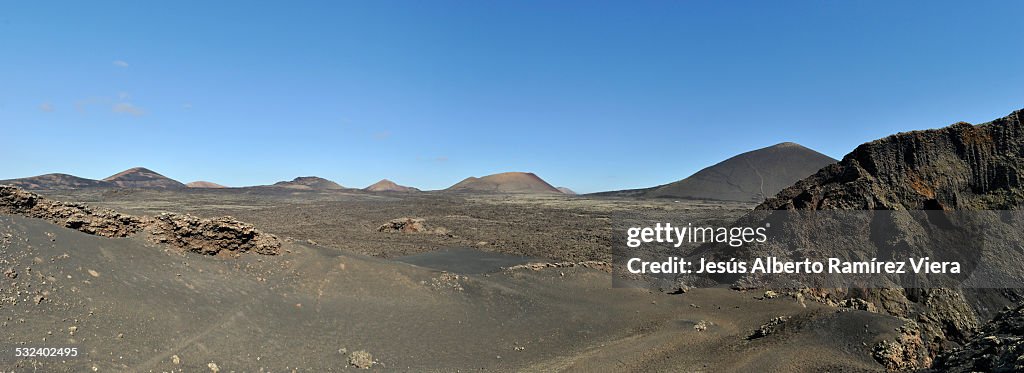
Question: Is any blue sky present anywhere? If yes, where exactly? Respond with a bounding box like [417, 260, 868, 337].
[1, 1, 1022, 193]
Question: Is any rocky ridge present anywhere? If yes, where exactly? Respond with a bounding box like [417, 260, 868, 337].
[761, 110, 1024, 210]
[0, 185, 142, 237]
[0, 185, 280, 255]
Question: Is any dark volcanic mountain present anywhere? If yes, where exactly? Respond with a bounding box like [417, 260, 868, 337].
[644, 142, 836, 202]
[446, 172, 561, 194]
[103, 167, 186, 189]
[698, 109, 1024, 369]
[273, 176, 344, 190]
[364, 179, 419, 192]
[0, 173, 113, 190]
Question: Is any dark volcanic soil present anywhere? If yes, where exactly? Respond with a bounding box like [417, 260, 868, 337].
[0, 214, 902, 372]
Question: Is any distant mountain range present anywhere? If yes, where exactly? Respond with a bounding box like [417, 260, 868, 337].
[595, 142, 836, 202]
[0, 142, 832, 198]
[0, 167, 187, 190]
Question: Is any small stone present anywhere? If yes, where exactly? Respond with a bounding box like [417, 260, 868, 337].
[349, 350, 374, 369]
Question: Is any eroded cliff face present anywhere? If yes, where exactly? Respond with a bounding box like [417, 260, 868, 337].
[761, 110, 1024, 211]
[731, 110, 1024, 369]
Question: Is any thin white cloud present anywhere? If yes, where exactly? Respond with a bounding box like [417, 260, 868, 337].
[113, 60, 129, 67]
[112, 102, 145, 116]
[75, 97, 107, 113]
[38, 102, 54, 112]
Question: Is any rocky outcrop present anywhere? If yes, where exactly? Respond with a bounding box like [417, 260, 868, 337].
[748, 316, 790, 340]
[377, 217, 450, 236]
[0, 185, 279, 255]
[698, 109, 1024, 368]
[0, 185, 142, 237]
[147, 213, 281, 255]
[869, 318, 932, 371]
[932, 301, 1024, 372]
[761, 110, 1024, 210]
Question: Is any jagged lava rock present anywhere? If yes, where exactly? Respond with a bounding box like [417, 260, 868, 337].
[0, 185, 142, 237]
[147, 213, 281, 255]
[932, 302, 1024, 372]
[0, 185, 280, 255]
